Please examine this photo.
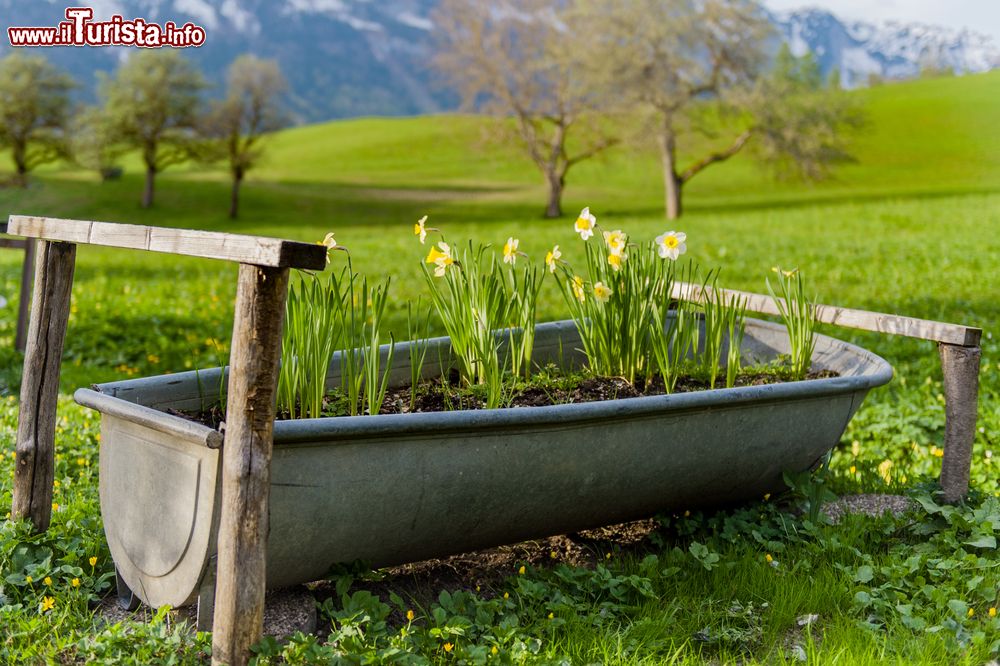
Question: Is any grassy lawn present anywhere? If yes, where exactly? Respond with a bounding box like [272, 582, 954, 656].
[0, 72, 998, 663]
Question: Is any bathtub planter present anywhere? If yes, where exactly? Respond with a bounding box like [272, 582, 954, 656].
[74, 317, 892, 611]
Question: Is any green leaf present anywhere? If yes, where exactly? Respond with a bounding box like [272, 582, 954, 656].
[963, 535, 996, 549]
[854, 566, 874, 583]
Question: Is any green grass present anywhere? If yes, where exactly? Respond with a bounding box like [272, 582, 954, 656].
[0, 71, 998, 663]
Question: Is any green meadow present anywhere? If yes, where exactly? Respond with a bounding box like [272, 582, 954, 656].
[0, 71, 998, 663]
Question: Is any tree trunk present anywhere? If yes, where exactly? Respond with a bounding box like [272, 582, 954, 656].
[229, 168, 243, 219]
[142, 165, 156, 209]
[544, 170, 564, 218]
[13, 143, 28, 188]
[657, 126, 682, 220]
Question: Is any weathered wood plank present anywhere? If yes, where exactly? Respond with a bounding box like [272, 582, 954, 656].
[7, 215, 327, 270]
[212, 264, 289, 666]
[671, 281, 981, 346]
[12, 241, 76, 532]
[0, 238, 27, 250]
[14, 238, 35, 352]
[939, 344, 981, 503]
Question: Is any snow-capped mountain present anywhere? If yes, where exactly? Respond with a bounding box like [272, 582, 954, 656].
[772, 8, 1000, 88]
[0, 1, 996, 121]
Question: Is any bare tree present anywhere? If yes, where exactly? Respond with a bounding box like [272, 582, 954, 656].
[0, 53, 73, 186]
[433, 0, 617, 218]
[574, 0, 861, 219]
[200, 55, 288, 219]
[100, 51, 205, 208]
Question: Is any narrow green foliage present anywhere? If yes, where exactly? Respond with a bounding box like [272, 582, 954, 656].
[700, 272, 749, 389]
[277, 271, 344, 420]
[766, 267, 817, 380]
[505, 262, 542, 379]
[651, 264, 699, 393]
[405, 300, 431, 411]
[333, 266, 394, 416]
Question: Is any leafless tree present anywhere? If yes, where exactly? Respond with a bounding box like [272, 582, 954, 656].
[433, 0, 617, 218]
[200, 55, 288, 219]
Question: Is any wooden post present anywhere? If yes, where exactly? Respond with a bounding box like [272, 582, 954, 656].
[939, 343, 981, 503]
[15, 237, 36, 352]
[12, 240, 76, 531]
[212, 264, 289, 666]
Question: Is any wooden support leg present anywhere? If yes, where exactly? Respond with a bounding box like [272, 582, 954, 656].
[939, 343, 981, 503]
[212, 264, 289, 666]
[15, 237, 36, 352]
[12, 240, 76, 532]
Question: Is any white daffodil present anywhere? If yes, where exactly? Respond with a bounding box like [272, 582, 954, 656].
[413, 215, 438, 244]
[607, 252, 625, 271]
[319, 232, 346, 263]
[545, 245, 561, 273]
[503, 237, 520, 265]
[655, 231, 687, 260]
[574, 207, 597, 240]
[593, 281, 612, 303]
[425, 241, 455, 277]
[603, 229, 627, 256]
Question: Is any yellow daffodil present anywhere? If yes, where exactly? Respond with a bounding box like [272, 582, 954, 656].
[425, 242, 455, 277]
[655, 231, 687, 260]
[89, 556, 98, 567]
[593, 282, 612, 303]
[406, 609, 415, 621]
[443, 642, 454, 653]
[40, 596, 55, 613]
[772, 266, 799, 277]
[503, 237, 521, 265]
[571, 275, 586, 303]
[413, 215, 438, 244]
[603, 229, 627, 256]
[878, 459, 893, 483]
[545, 245, 561, 273]
[71, 578, 80, 588]
[574, 207, 597, 240]
[607, 252, 624, 271]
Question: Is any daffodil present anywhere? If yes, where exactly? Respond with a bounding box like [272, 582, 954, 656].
[40, 596, 55, 613]
[878, 459, 893, 483]
[413, 215, 437, 244]
[603, 229, 627, 256]
[607, 252, 625, 271]
[574, 207, 597, 240]
[772, 266, 799, 277]
[545, 245, 561, 273]
[593, 282, 612, 303]
[655, 231, 687, 260]
[503, 237, 521, 265]
[425, 242, 455, 277]
[571, 275, 586, 303]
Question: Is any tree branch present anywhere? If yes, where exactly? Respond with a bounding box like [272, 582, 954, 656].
[679, 129, 752, 183]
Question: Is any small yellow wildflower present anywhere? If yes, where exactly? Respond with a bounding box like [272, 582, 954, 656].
[593, 282, 612, 303]
[26, 575, 33, 584]
[851, 440, 860, 457]
[43, 577, 52, 586]
[502, 237, 521, 265]
[931, 446, 944, 458]
[413, 215, 438, 244]
[605, 552, 611, 560]
[76, 457, 86, 466]
[52, 503, 59, 512]
[574, 207, 597, 240]
[518, 565, 525, 575]
[425, 242, 455, 277]
[878, 459, 893, 483]
[491, 646, 498, 655]
[849, 465, 857, 474]
[571, 275, 586, 303]
[763, 493, 771, 501]
[71, 578, 80, 588]
[602, 229, 627, 256]
[765, 553, 773, 563]
[683, 510, 691, 517]
[968, 607, 975, 618]
[443, 642, 454, 653]
[406, 609, 415, 621]
[655, 231, 687, 260]
[550, 551, 558, 559]
[548, 612, 554, 620]
[89, 556, 98, 567]
[989, 607, 997, 617]
[503, 592, 509, 599]
[545, 245, 561, 273]
[40, 596, 55, 613]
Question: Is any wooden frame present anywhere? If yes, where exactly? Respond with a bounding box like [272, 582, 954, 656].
[3, 215, 982, 666]
[0, 232, 36, 352]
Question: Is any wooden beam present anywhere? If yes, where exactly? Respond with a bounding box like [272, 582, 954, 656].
[212, 264, 289, 666]
[0, 238, 27, 250]
[672, 281, 981, 347]
[7, 215, 327, 271]
[15, 238, 35, 352]
[939, 344, 981, 502]
[12, 241, 76, 532]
